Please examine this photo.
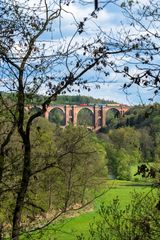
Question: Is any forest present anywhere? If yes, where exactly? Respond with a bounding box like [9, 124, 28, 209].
[1, 93, 160, 239]
[1, 92, 117, 106]
[99, 103, 160, 179]
[1, 0, 160, 239]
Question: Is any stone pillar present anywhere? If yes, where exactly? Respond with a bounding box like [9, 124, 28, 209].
[104, 107, 110, 126]
[44, 110, 49, 119]
[72, 105, 78, 126]
[65, 105, 70, 126]
[44, 106, 53, 120]
[94, 105, 99, 129]
[101, 106, 106, 127]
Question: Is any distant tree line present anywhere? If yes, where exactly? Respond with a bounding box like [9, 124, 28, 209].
[1, 92, 117, 106]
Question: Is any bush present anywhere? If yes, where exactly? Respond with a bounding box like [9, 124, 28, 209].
[77, 190, 160, 240]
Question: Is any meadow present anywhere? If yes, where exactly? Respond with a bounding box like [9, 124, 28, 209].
[26, 179, 152, 240]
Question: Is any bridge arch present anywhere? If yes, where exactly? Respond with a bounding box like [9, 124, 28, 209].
[48, 107, 65, 126]
[105, 108, 120, 125]
[98, 109, 102, 116]
[77, 106, 94, 114]
[98, 118, 102, 127]
[29, 106, 44, 116]
[77, 107, 94, 126]
[48, 106, 65, 113]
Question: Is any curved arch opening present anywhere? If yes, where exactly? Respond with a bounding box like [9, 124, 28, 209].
[77, 108, 94, 126]
[106, 108, 120, 125]
[49, 108, 65, 126]
[98, 109, 101, 117]
[98, 118, 102, 126]
[29, 107, 43, 116]
[69, 109, 72, 117]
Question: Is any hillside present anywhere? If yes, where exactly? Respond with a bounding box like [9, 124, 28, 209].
[0, 92, 117, 106]
[99, 103, 160, 165]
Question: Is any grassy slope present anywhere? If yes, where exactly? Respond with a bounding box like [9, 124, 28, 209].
[28, 182, 151, 240]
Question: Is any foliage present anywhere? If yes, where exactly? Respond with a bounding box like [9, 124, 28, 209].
[0, 120, 107, 238]
[77, 190, 160, 240]
[1, 92, 117, 106]
[100, 104, 160, 164]
[53, 95, 117, 106]
[102, 127, 141, 180]
[77, 109, 94, 126]
[22, 183, 151, 240]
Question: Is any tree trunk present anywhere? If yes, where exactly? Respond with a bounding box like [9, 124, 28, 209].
[0, 124, 16, 184]
[0, 152, 4, 185]
[12, 140, 31, 240]
[0, 224, 3, 240]
[0, 152, 5, 239]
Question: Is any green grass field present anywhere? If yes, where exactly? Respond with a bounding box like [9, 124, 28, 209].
[27, 181, 152, 240]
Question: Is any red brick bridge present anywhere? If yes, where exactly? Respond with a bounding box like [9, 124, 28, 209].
[27, 104, 129, 130]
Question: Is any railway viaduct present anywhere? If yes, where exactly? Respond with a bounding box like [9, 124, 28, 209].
[27, 104, 129, 130]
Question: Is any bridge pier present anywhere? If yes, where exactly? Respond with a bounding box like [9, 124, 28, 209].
[44, 110, 49, 119]
[72, 105, 78, 126]
[101, 106, 106, 127]
[65, 105, 71, 125]
[94, 106, 99, 129]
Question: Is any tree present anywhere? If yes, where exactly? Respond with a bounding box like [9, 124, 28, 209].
[0, 117, 107, 239]
[105, 127, 142, 180]
[47, 125, 107, 210]
[1, 1, 127, 238]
